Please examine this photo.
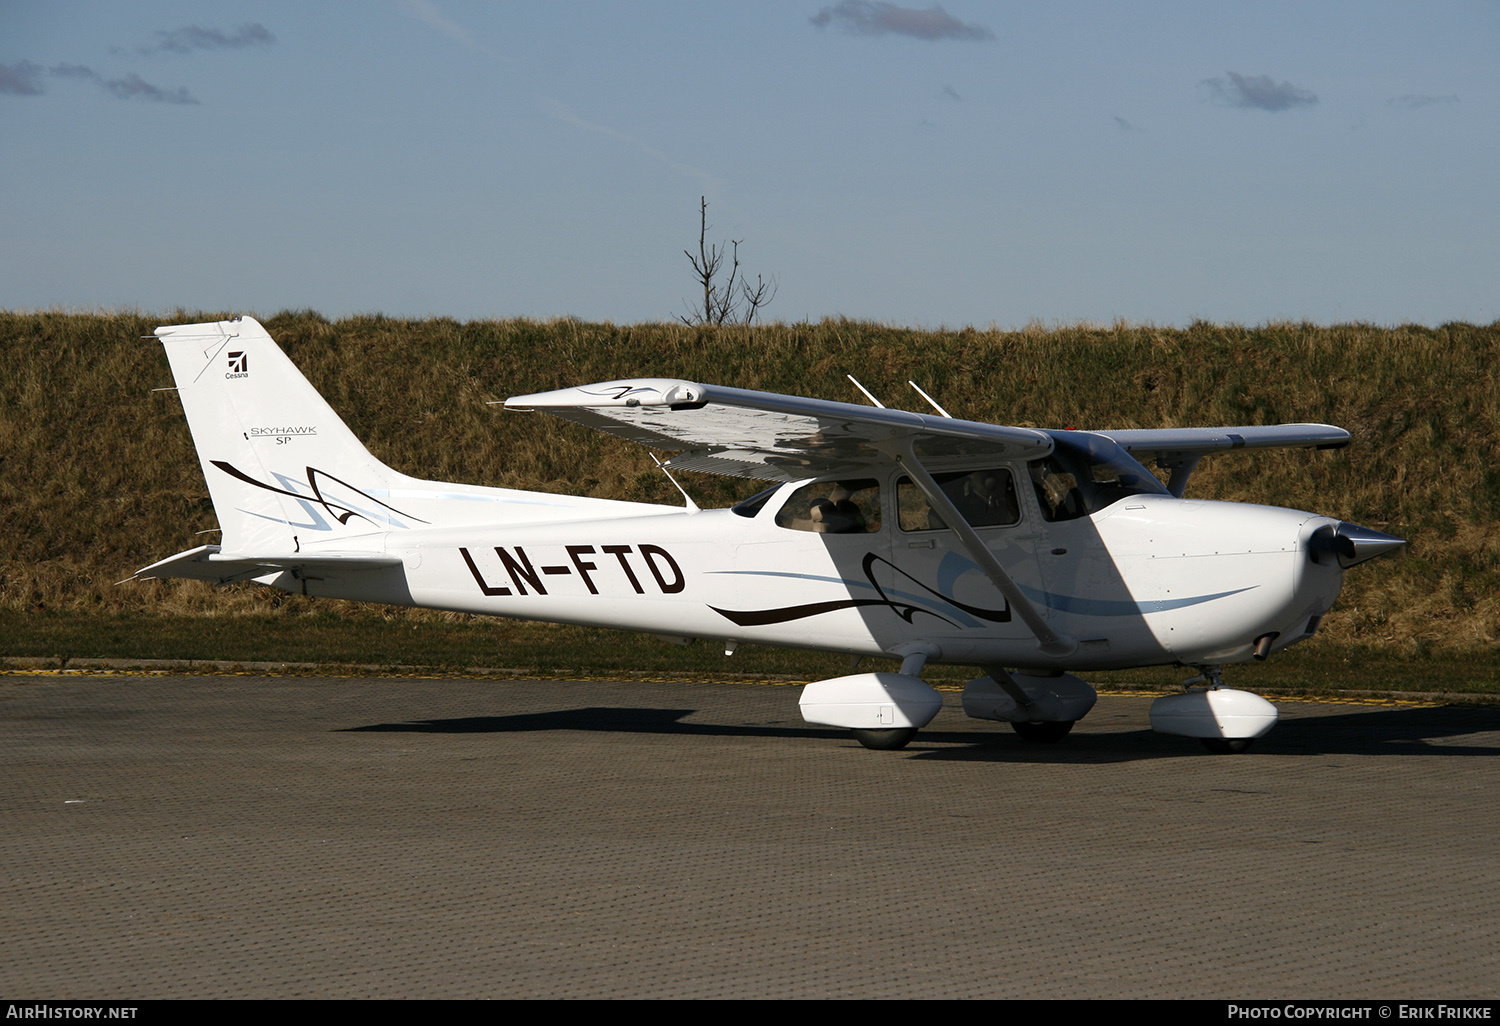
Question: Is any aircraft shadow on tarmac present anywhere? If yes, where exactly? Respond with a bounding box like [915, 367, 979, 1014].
[343, 703, 1500, 762]
[346, 707, 847, 742]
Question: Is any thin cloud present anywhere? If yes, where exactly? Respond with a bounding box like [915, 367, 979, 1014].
[1388, 94, 1459, 110]
[48, 63, 198, 104]
[1202, 71, 1317, 112]
[105, 72, 198, 104]
[810, 2, 994, 42]
[0, 60, 46, 95]
[142, 23, 275, 55]
[536, 94, 721, 194]
[401, 0, 500, 58]
[50, 63, 98, 80]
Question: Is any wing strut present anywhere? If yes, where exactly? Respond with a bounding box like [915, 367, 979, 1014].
[894, 442, 1078, 659]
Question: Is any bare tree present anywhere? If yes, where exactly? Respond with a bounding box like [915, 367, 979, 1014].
[678, 197, 777, 326]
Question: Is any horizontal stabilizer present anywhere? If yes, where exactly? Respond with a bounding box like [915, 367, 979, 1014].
[134, 544, 402, 585]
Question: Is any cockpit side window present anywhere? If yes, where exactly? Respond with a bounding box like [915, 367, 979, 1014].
[1028, 458, 1086, 521]
[1029, 433, 1168, 522]
[774, 479, 882, 534]
[897, 468, 1021, 531]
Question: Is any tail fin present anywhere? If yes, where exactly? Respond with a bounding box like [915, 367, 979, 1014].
[156, 317, 408, 554]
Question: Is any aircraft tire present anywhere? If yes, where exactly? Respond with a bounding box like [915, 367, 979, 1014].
[1200, 737, 1254, 754]
[1010, 720, 1075, 743]
[852, 728, 917, 750]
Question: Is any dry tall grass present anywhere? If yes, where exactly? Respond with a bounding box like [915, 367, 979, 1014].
[3, 311, 1496, 654]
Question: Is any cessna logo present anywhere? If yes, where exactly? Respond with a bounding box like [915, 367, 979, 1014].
[460, 544, 684, 598]
[225, 351, 249, 378]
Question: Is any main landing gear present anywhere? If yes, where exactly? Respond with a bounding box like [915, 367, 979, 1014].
[800, 645, 947, 751]
[1009, 719, 1076, 743]
[963, 670, 1097, 744]
[799, 659, 1278, 754]
[852, 728, 919, 751]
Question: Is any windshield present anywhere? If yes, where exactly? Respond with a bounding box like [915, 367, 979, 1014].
[1028, 432, 1167, 521]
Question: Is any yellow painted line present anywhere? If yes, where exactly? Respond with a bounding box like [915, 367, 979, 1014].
[1091, 687, 1445, 708]
[1266, 693, 1447, 709]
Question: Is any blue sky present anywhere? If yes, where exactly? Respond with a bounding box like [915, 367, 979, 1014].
[3, 1, 1495, 327]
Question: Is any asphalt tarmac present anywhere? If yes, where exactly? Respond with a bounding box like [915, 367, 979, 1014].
[2, 672, 1498, 1000]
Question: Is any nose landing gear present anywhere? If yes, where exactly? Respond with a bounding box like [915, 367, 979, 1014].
[1200, 737, 1256, 754]
[1149, 665, 1279, 754]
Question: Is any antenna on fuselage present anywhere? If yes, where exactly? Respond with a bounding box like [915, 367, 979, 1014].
[650, 453, 700, 512]
[846, 375, 886, 408]
[907, 380, 954, 419]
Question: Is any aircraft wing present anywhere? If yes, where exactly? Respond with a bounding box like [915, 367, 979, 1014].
[1094, 424, 1350, 456]
[1089, 424, 1350, 497]
[134, 545, 403, 585]
[504, 379, 1054, 481]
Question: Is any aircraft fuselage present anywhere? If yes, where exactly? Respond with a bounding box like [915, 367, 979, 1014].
[269, 485, 1345, 673]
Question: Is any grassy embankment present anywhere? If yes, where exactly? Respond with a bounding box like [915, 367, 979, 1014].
[2, 311, 1497, 693]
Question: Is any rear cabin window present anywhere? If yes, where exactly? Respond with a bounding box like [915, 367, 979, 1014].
[774, 479, 882, 534]
[897, 468, 1021, 532]
[730, 485, 781, 519]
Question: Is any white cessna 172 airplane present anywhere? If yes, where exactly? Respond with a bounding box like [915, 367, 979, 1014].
[137, 317, 1404, 753]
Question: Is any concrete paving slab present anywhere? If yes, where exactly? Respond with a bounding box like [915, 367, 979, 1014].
[1, 673, 1497, 999]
